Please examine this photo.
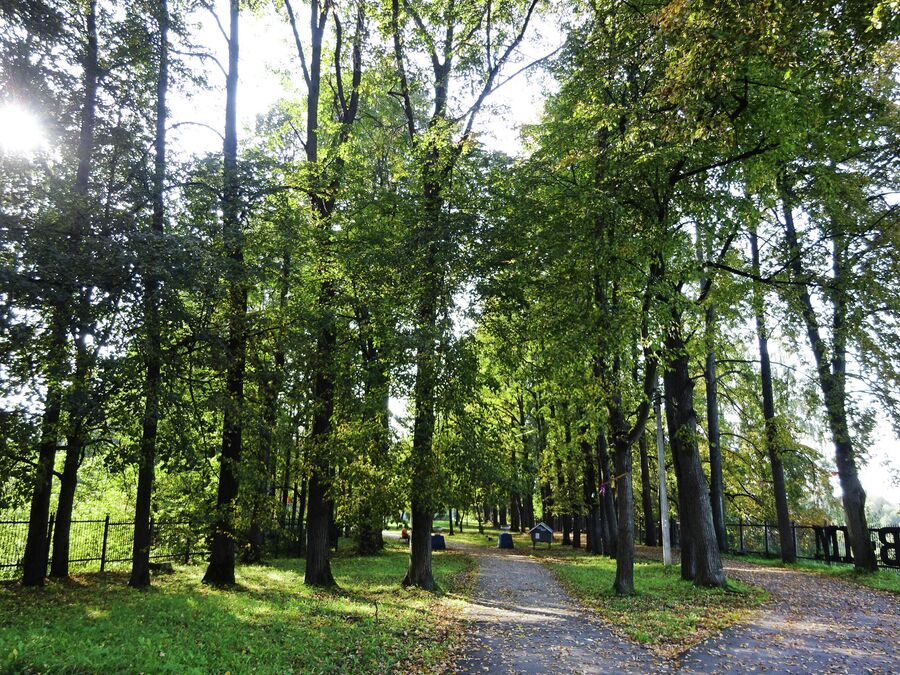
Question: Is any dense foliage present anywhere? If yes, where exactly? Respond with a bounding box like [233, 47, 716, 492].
[1, 0, 897, 593]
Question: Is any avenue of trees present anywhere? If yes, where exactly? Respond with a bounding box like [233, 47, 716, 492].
[1, 0, 898, 596]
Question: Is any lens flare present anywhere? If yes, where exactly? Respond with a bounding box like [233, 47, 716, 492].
[0, 103, 47, 157]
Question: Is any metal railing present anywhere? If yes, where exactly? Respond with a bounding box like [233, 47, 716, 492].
[0, 516, 207, 580]
[636, 517, 900, 570]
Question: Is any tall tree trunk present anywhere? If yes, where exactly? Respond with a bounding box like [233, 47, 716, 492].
[356, 308, 390, 556]
[49, 0, 102, 576]
[663, 318, 726, 588]
[24, 0, 99, 586]
[203, 0, 243, 587]
[750, 226, 794, 563]
[403, 247, 439, 590]
[523, 482, 535, 530]
[608, 379, 655, 594]
[597, 432, 618, 557]
[295, 478, 307, 556]
[21, 315, 66, 586]
[703, 305, 727, 552]
[639, 431, 657, 547]
[305, 471, 334, 583]
[49, 430, 83, 579]
[130, 0, 168, 588]
[582, 438, 601, 554]
[611, 430, 635, 594]
[298, 0, 339, 587]
[781, 195, 876, 572]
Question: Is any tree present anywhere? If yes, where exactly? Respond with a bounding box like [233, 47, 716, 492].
[203, 0, 243, 587]
[130, 0, 170, 590]
[388, 0, 540, 590]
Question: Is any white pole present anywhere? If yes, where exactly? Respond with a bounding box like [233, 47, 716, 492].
[655, 375, 672, 566]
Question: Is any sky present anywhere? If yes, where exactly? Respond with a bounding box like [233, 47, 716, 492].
[0, 2, 896, 505]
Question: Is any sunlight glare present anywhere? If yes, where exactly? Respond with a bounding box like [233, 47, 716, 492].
[0, 103, 47, 157]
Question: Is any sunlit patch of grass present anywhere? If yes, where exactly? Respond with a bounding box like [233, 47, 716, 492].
[545, 553, 766, 655]
[0, 545, 475, 674]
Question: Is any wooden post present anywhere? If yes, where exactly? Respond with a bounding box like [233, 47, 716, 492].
[654, 378, 671, 566]
[764, 520, 770, 557]
[100, 515, 110, 572]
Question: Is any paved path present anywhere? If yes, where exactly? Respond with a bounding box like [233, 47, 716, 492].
[453, 542, 900, 674]
[455, 545, 655, 674]
[674, 557, 900, 674]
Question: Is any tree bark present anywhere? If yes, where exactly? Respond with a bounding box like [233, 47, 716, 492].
[750, 226, 795, 563]
[639, 431, 657, 547]
[295, 478, 307, 556]
[703, 305, 727, 552]
[612, 431, 635, 594]
[596, 432, 618, 557]
[49, 431, 83, 579]
[582, 437, 601, 554]
[130, 0, 169, 589]
[663, 318, 726, 588]
[47, 0, 101, 579]
[203, 0, 242, 587]
[21, 314, 65, 586]
[780, 194, 875, 571]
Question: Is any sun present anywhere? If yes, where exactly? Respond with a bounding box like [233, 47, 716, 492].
[0, 103, 47, 157]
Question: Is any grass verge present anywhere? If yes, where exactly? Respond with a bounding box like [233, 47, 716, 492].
[729, 554, 900, 594]
[542, 550, 765, 656]
[0, 540, 474, 674]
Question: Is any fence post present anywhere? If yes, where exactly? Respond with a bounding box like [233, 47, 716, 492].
[45, 514, 55, 572]
[738, 518, 744, 553]
[100, 515, 110, 572]
[764, 520, 770, 557]
[183, 522, 191, 565]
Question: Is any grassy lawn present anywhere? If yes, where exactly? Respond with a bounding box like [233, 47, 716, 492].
[538, 547, 765, 656]
[0, 540, 474, 674]
[729, 554, 900, 594]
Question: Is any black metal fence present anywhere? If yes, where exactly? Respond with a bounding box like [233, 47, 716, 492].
[725, 519, 900, 570]
[0, 517, 207, 580]
[637, 517, 900, 571]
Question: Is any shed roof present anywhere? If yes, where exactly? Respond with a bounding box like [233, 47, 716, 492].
[529, 522, 553, 534]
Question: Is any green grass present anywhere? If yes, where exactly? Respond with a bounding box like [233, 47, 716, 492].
[427, 521, 534, 549]
[543, 551, 765, 655]
[0, 541, 474, 674]
[730, 554, 900, 594]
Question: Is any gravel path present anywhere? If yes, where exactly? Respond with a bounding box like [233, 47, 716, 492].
[455, 545, 655, 674]
[453, 542, 900, 674]
[673, 557, 900, 674]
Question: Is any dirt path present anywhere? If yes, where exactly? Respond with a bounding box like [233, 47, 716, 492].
[454, 545, 655, 674]
[672, 557, 900, 674]
[453, 542, 899, 674]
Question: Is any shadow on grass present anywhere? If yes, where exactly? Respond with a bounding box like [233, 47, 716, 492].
[0, 548, 474, 674]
